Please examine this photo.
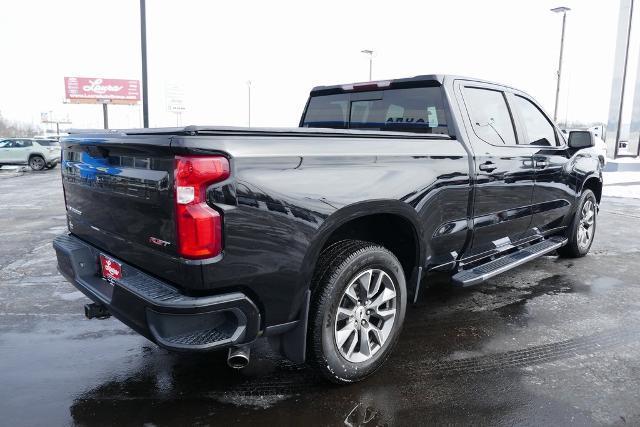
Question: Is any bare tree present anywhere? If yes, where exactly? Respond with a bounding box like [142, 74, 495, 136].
[0, 111, 40, 137]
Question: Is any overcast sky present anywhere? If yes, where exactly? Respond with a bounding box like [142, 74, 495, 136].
[0, 0, 626, 130]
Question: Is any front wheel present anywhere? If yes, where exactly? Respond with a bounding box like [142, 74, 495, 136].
[307, 240, 407, 383]
[558, 189, 597, 258]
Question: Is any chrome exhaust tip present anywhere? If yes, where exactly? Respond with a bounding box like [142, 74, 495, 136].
[227, 346, 250, 369]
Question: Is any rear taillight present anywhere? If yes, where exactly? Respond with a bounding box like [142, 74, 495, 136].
[174, 155, 230, 259]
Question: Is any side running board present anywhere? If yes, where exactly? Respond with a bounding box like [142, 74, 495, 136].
[452, 236, 567, 287]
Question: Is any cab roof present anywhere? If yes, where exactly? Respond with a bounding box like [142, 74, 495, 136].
[309, 74, 518, 96]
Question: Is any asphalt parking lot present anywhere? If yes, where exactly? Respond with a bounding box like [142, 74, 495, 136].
[2, 168, 640, 426]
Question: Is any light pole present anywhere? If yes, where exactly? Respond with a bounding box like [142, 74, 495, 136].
[551, 6, 570, 123]
[247, 81, 251, 127]
[140, 0, 149, 128]
[361, 49, 373, 81]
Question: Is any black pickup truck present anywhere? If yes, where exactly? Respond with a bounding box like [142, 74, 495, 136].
[53, 74, 602, 383]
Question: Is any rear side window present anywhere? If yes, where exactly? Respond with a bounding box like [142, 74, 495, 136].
[36, 140, 60, 147]
[463, 87, 517, 146]
[513, 96, 558, 146]
[301, 94, 349, 129]
[302, 87, 449, 134]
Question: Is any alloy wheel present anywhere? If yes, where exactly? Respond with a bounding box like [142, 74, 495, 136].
[577, 199, 595, 250]
[30, 157, 45, 170]
[333, 269, 397, 363]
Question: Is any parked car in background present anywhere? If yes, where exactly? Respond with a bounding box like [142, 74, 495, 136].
[0, 138, 61, 170]
[34, 134, 67, 142]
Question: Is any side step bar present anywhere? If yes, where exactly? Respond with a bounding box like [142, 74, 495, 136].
[452, 236, 567, 287]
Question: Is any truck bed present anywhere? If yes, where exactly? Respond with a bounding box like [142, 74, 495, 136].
[60, 125, 469, 327]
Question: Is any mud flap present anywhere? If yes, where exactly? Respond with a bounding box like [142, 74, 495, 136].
[283, 289, 310, 364]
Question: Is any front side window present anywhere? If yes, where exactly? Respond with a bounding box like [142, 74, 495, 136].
[302, 87, 449, 134]
[513, 96, 558, 146]
[463, 87, 517, 145]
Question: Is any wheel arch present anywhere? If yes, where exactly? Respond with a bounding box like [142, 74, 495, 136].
[302, 201, 424, 294]
[277, 201, 423, 364]
[28, 152, 45, 161]
[580, 174, 603, 204]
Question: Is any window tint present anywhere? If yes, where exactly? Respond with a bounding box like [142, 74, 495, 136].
[513, 96, 558, 146]
[302, 94, 349, 129]
[302, 87, 449, 134]
[0, 140, 12, 148]
[36, 140, 59, 147]
[463, 87, 517, 145]
[20, 140, 33, 147]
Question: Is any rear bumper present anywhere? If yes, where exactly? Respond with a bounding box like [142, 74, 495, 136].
[53, 234, 261, 351]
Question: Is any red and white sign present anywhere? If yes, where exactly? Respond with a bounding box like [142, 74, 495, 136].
[100, 254, 122, 281]
[64, 77, 140, 104]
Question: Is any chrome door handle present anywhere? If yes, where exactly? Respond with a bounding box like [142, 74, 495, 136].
[535, 160, 548, 169]
[479, 162, 497, 172]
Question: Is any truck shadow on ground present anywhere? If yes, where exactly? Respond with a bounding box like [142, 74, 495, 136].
[68, 261, 632, 425]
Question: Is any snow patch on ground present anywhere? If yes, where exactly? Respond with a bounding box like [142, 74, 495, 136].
[603, 171, 640, 199]
[54, 291, 85, 301]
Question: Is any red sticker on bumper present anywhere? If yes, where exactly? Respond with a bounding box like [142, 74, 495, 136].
[100, 254, 122, 281]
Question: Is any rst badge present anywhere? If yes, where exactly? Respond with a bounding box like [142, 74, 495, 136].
[149, 236, 171, 247]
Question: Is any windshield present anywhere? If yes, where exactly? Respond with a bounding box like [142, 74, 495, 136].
[302, 86, 449, 134]
[36, 140, 60, 146]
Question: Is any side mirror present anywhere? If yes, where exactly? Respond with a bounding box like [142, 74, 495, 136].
[568, 130, 594, 149]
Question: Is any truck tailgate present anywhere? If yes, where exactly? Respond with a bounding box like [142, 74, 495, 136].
[59, 135, 202, 287]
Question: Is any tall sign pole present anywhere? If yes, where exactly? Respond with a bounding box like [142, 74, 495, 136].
[140, 0, 149, 128]
[103, 103, 109, 129]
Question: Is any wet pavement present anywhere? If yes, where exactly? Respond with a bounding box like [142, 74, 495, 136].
[2, 169, 640, 426]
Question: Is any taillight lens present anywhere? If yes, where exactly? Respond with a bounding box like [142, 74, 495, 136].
[174, 155, 230, 259]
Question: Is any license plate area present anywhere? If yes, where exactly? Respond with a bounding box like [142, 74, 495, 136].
[100, 254, 122, 282]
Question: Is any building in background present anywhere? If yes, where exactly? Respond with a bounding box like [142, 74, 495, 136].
[607, 0, 640, 158]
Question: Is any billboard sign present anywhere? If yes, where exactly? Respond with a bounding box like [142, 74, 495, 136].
[64, 77, 140, 104]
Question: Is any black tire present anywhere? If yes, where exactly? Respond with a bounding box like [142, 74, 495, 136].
[307, 239, 407, 383]
[29, 155, 46, 171]
[558, 189, 597, 258]
[45, 162, 58, 170]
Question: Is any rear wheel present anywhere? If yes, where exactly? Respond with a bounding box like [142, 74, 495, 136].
[307, 240, 407, 383]
[29, 155, 45, 171]
[558, 189, 597, 258]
